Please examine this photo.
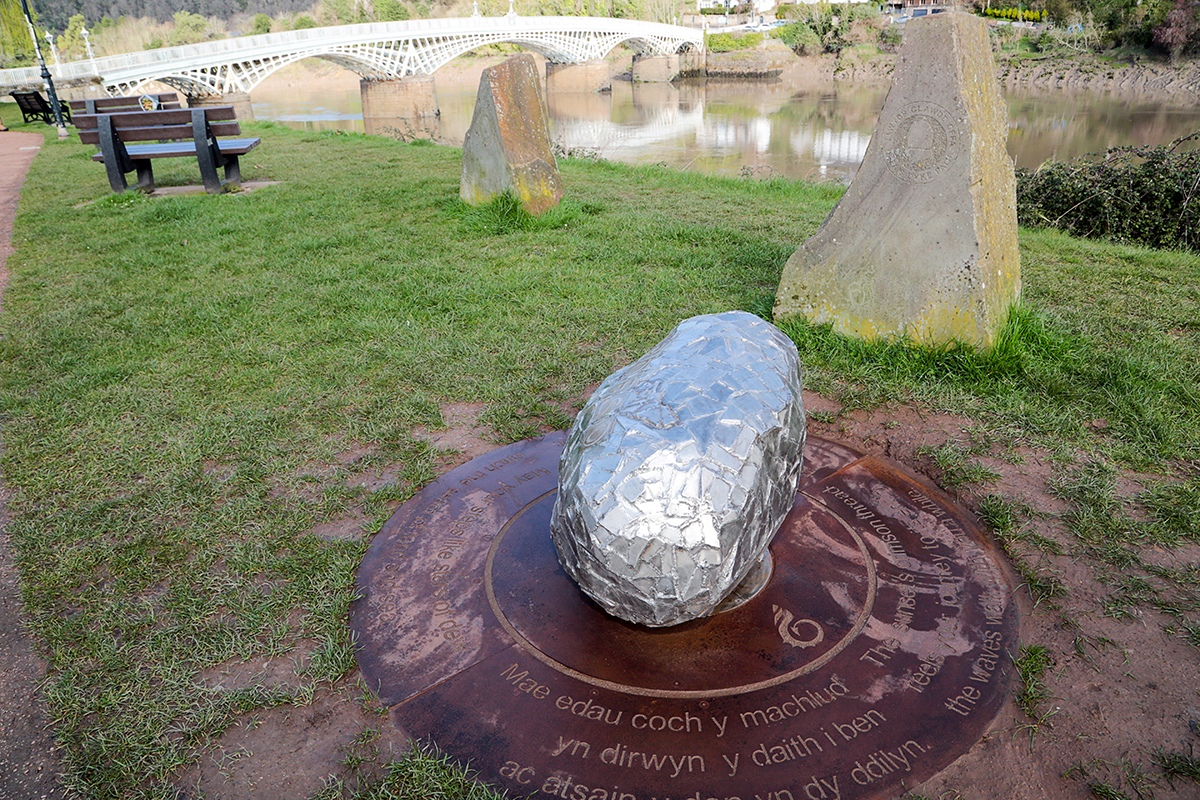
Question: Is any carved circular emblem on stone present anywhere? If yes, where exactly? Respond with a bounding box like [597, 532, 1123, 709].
[883, 102, 961, 185]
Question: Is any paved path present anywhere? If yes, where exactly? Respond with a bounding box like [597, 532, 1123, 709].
[0, 124, 68, 800]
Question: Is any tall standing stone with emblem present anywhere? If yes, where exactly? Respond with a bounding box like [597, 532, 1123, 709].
[460, 53, 563, 215]
[774, 12, 1020, 349]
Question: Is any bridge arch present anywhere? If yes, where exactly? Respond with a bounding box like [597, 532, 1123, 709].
[0, 16, 704, 98]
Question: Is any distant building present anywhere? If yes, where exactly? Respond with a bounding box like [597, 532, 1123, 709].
[696, 0, 780, 14]
[696, 0, 857, 11]
[887, 0, 952, 14]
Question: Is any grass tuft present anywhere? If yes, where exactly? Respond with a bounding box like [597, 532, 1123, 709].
[1155, 746, 1200, 784]
[454, 191, 581, 234]
[1014, 644, 1054, 720]
[1088, 783, 1133, 800]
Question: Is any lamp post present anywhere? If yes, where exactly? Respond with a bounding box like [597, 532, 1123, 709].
[82, 25, 97, 74]
[18, 0, 69, 139]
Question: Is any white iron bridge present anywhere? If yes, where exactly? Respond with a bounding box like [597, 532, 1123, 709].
[0, 15, 703, 98]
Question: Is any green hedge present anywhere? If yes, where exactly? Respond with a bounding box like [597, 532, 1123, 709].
[981, 6, 1046, 22]
[775, 21, 821, 54]
[1017, 135, 1200, 251]
[705, 31, 763, 51]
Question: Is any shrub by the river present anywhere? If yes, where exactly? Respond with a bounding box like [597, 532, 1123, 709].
[981, 6, 1046, 22]
[776, 22, 822, 54]
[705, 31, 763, 51]
[1017, 133, 1200, 252]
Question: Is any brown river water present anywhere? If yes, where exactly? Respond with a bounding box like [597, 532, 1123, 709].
[249, 67, 1200, 183]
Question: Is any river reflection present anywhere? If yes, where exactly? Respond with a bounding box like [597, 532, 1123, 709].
[250, 72, 1200, 182]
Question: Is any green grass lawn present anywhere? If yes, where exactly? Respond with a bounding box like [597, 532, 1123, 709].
[0, 116, 1197, 799]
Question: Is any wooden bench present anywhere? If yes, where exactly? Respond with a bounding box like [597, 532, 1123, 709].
[73, 106, 261, 194]
[9, 91, 72, 125]
[68, 93, 182, 116]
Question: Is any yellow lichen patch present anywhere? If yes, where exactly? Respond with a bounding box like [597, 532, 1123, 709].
[459, 54, 564, 216]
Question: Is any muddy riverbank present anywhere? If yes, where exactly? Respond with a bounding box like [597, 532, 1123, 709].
[256, 45, 1200, 108]
[786, 45, 1200, 105]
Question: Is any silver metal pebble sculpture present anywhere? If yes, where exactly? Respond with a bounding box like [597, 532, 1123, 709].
[550, 311, 807, 627]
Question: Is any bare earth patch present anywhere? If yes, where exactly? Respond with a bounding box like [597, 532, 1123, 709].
[177, 680, 411, 800]
[0, 128, 67, 800]
[0, 371, 1192, 798]
[412, 401, 496, 471]
[160, 394, 1199, 799]
[803, 396, 1200, 800]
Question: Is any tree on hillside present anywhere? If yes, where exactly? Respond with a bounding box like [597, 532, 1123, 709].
[1, 0, 36, 65]
[56, 12, 88, 58]
[1154, 0, 1199, 60]
[168, 9, 210, 44]
[1038, 0, 1174, 48]
[373, 0, 409, 20]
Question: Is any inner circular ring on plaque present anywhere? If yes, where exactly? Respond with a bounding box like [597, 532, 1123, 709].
[485, 489, 878, 698]
[351, 432, 1020, 800]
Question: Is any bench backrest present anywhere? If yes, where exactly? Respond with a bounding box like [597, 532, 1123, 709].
[74, 107, 242, 146]
[68, 93, 181, 115]
[11, 91, 50, 113]
[9, 90, 71, 124]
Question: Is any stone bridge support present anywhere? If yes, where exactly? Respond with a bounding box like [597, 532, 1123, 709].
[189, 91, 255, 120]
[631, 50, 705, 82]
[545, 59, 612, 93]
[361, 76, 440, 138]
[631, 54, 680, 83]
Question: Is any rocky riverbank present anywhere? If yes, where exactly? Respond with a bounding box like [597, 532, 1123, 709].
[760, 43, 1200, 104]
[254, 44, 1200, 107]
[998, 54, 1200, 103]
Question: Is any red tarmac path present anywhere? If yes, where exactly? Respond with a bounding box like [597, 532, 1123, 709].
[0, 123, 68, 800]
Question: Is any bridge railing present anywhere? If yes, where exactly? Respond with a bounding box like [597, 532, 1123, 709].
[0, 16, 702, 92]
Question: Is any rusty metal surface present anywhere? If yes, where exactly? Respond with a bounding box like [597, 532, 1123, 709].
[351, 434, 1019, 800]
[351, 432, 564, 708]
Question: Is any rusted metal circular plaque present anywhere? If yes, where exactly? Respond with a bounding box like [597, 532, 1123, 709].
[351, 433, 1018, 800]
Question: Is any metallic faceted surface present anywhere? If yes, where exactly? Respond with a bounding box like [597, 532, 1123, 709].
[550, 311, 807, 627]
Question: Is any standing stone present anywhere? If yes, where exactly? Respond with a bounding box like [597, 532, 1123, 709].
[460, 54, 563, 215]
[774, 12, 1020, 349]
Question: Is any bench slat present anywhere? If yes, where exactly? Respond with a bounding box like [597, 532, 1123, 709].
[78, 121, 242, 143]
[90, 139, 261, 160]
[68, 93, 179, 114]
[73, 106, 238, 130]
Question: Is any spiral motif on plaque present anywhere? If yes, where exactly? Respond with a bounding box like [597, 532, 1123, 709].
[773, 604, 824, 649]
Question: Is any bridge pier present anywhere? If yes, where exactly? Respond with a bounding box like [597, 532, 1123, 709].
[361, 76, 440, 139]
[631, 54, 681, 83]
[631, 51, 705, 83]
[545, 59, 612, 94]
[56, 82, 109, 103]
[189, 92, 255, 120]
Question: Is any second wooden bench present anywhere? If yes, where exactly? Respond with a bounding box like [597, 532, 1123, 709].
[9, 91, 72, 125]
[73, 106, 261, 194]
